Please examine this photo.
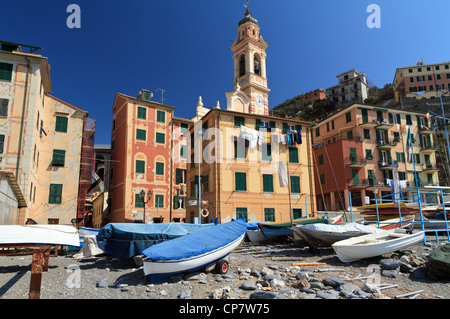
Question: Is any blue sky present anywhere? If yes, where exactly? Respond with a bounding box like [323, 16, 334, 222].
[3, 0, 450, 144]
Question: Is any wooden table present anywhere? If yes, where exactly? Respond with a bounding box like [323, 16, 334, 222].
[0, 244, 60, 299]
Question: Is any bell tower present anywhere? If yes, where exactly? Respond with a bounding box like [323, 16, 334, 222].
[226, 4, 270, 115]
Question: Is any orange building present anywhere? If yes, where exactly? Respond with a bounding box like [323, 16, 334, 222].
[302, 89, 327, 107]
[313, 104, 440, 211]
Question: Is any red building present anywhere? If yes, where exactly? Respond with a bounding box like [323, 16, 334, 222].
[108, 90, 192, 223]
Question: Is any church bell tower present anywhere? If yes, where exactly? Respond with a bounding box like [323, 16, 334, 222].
[226, 5, 270, 115]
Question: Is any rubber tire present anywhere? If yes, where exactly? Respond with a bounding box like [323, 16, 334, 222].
[216, 259, 229, 274]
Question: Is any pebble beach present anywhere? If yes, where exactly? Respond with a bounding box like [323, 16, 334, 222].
[0, 234, 449, 302]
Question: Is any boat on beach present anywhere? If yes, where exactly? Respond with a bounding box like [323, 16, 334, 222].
[258, 216, 328, 240]
[0, 224, 80, 247]
[332, 228, 425, 263]
[291, 222, 389, 248]
[96, 222, 215, 259]
[142, 219, 247, 283]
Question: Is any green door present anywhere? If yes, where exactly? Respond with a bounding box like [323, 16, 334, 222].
[350, 148, 357, 163]
[361, 109, 368, 124]
[352, 169, 359, 185]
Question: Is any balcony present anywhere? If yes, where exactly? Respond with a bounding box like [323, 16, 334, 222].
[423, 164, 439, 172]
[418, 125, 433, 135]
[375, 121, 394, 130]
[346, 156, 367, 168]
[358, 119, 379, 128]
[377, 139, 397, 149]
[379, 161, 397, 170]
[347, 178, 369, 189]
[420, 144, 438, 154]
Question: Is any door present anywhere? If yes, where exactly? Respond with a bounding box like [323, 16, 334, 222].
[352, 169, 359, 185]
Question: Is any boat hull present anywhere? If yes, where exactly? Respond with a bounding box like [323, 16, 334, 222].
[292, 223, 388, 248]
[332, 229, 424, 263]
[259, 217, 328, 239]
[246, 229, 269, 243]
[143, 233, 245, 283]
[0, 225, 80, 247]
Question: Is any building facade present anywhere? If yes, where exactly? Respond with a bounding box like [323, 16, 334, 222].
[312, 104, 440, 211]
[326, 70, 369, 107]
[0, 40, 90, 225]
[393, 61, 450, 102]
[302, 89, 327, 107]
[108, 90, 193, 223]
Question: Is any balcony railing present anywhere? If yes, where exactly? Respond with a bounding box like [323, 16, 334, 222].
[377, 139, 397, 148]
[420, 144, 438, 152]
[423, 164, 439, 172]
[379, 161, 398, 170]
[346, 156, 367, 167]
[347, 178, 369, 187]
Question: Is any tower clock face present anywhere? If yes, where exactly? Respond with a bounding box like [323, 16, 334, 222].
[256, 96, 263, 107]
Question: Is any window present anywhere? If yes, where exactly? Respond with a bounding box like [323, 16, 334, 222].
[234, 139, 246, 159]
[135, 160, 145, 174]
[318, 154, 324, 165]
[155, 195, 164, 208]
[137, 106, 146, 120]
[52, 149, 66, 167]
[0, 135, 4, 154]
[155, 162, 164, 175]
[346, 112, 352, 123]
[236, 207, 248, 221]
[290, 176, 301, 194]
[136, 129, 146, 141]
[326, 122, 330, 132]
[427, 173, 434, 185]
[235, 172, 247, 191]
[320, 174, 325, 185]
[202, 175, 209, 193]
[135, 193, 145, 208]
[180, 145, 186, 158]
[365, 149, 373, 160]
[293, 208, 302, 219]
[436, 66, 440, 71]
[264, 208, 275, 222]
[331, 120, 335, 130]
[364, 129, 370, 139]
[180, 123, 189, 135]
[0, 98, 8, 117]
[156, 110, 165, 123]
[315, 127, 320, 137]
[417, 76, 425, 82]
[437, 74, 441, 80]
[262, 143, 271, 162]
[408, 69, 413, 73]
[48, 184, 63, 204]
[175, 168, 185, 184]
[406, 115, 412, 125]
[55, 116, 68, 133]
[234, 116, 245, 127]
[156, 132, 165, 144]
[262, 174, 274, 193]
[409, 77, 414, 83]
[0, 62, 13, 81]
[347, 130, 353, 140]
[289, 147, 299, 163]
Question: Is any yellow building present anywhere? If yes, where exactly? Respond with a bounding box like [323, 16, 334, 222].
[0, 40, 90, 225]
[186, 108, 316, 224]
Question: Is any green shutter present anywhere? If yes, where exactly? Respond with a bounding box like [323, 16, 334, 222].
[155, 195, 164, 208]
[236, 207, 248, 221]
[428, 173, 433, 185]
[350, 148, 357, 162]
[364, 129, 370, 139]
[292, 208, 302, 219]
[137, 106, 147, 120]
[176, 168, 183, 184]
[406, 115, 412, 125]
[52, 149, 66, 166]
[136, 129, 146, 141]
[156, 132, 165, 144]
[290, 176, 300, 194]
[235, 172, 247, 191]
[49, 184, 63, 204]
[289, 147, 299, 163]
[262, 174, 274, 193]
[136, 160, 145, 174]
[135, 193, 145, 208]
[387, 150, 392, 164]
[55, 116, 68, 133]
[262, 144, 271, 162]
[361, 109, 368, 123]
[173, 196, 179, 209]
[352, 169, 359, 185]
[157, 110, 165, 123]
[283, 123, 288, 133]
[0, 63, 13, 81]
[264, 208, 275, 222]
[234, 116, 245, 127]
[155, 162, 164, 175]
[255, 119, 262, 130]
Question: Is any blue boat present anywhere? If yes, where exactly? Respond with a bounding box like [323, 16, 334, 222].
[258, 216, 328, 239]
[96, 223, 214, 259]
[142, 219, 247, 283]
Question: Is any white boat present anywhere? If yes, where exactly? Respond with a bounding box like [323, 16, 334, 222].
[142, 219, 247, 283]
[246, 229, 270, 243]
[292, 223, 388, 248]
[332, 229, 425, 263]
[0, 224, 80, 247]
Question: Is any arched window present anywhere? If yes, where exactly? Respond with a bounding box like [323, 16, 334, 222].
[254, 54, 261, 76]
[239, 55, 246, 77]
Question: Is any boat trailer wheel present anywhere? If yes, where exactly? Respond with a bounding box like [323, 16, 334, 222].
[216, 259, 229, 274]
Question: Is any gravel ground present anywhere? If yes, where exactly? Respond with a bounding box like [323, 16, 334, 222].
[0, 234, 449, 301]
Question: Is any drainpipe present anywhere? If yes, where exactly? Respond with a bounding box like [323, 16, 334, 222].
[169, 115, 174, 222]
[217, 109, 222, 223]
